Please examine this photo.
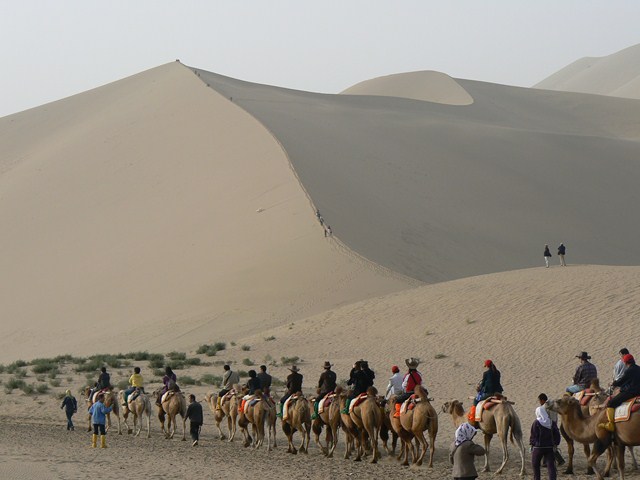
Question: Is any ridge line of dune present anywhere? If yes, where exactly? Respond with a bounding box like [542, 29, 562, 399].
[185, 64, 423, 287]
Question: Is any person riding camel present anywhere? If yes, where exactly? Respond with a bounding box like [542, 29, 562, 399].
[469, 359, 504, 423]
[312, 361, 337, 420]
[342, 360, 373, 413]
[88, 366, 111, 401]
[598, 353, 640, 432]
[123, 366, 144, 405]
[217, 364, 240, 410]
[566, 352, 598, 394]
[257, 365, 272, 396]
[156, 366, 178, 406]
[385, 365, 403, 400]
[246, 369, 262, 395]
[278, 365, 303, 417]
[393, 358, 423, 417]
[362, 360, 375, 385]
[614, 348, 630, 382]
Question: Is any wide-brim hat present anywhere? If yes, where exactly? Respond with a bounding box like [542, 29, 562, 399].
[405, 357, 420, 369]
[323, 361, 332, 369]
[289, 365, 300, 373]
[576, 351, 591, 360]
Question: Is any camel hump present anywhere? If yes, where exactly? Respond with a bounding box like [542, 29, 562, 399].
[414, 385, 428, 399]
[254, 389, 263, 399]
[366, 386, 378, 396]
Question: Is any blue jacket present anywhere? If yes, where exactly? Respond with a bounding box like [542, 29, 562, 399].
[89, 400, 113, 425]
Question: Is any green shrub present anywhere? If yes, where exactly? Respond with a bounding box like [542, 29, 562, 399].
[31, 358, 58, 373]
[148, 357, 165, 369]
[280, 356, 299, 365]
[434, 353, 447, 359]
[75, 354, 122, 372]
[21, 383, 34, 394]
[122, 351, 151, 361]
[200, 374, 222, 385]
[241, 345, 251, 351]
[271, 376, 285, 387]
[7, 360, 28, 373]
[167, 360, 185, 370]
[50, 378, 62, 387]
[166, 351, 186, 361]
[14, 368, 28, 378]
[6, 377, 26, 391]
[264, 336, 276, 341]
[181, 376, 197, 385]
[237, 370, 248, 378]
[47, 370, 58, 379]
[36, 374, 46, 382]
[230, 341, 236, 347]
[35, 383, 49, 394]
[196, 342, 226, 357]
[242, 358, 254, 366]
[0, 364, 5, 373]
[153, 369, 164, 377]
[184, 357, 201, 366]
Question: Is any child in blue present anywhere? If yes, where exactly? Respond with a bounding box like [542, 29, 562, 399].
[88, 393, 113, 448]
[60, 390, 77, 431]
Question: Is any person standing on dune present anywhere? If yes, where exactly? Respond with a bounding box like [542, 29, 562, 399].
[557, 243, 566, 266]
[543, 244, 552, 268]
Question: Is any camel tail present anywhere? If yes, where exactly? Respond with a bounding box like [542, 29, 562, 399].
[312, 421, 323, 436]
[510, 410, 523, 445]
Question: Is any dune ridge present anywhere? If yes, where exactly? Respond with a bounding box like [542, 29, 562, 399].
[535, 43, 640, 99]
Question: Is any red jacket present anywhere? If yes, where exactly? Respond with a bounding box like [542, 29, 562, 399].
[403, 370, 422, 393]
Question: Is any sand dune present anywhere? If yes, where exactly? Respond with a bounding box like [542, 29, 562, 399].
[340, 70, 474, 105]
[0, 62, 414, 363]
[195, 67, 640, 283]
[535, 43, 640, 99]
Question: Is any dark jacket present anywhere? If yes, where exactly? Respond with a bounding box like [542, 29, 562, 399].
[613, 363, 640, 394]
[318, 370, 337, 394]
[363, 366, 375, 385]
[450, 440, 485, 478]
[97, 372, 111, 389]
[61, 396, 77, 414]
[247, 377, 262, 395]
[558, 244, 566, 255]
[529, 420, 560, 448]
[544, 247, 552, 257]
[286, 372, 303, 395]
[185, 401, 203, 425]
[348, 370, 371, 396]
[479, 368, 503, 395]
[257, 372, 272, 391]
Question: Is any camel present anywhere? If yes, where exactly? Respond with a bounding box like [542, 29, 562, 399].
[337, 390, 359, 460]
[204, 390, 239, 441]
[386, 395, 417, 466]
[238, 390, 277, 451]
[312, 391, 341, 457]
[396, 385, 438, 467]
[118, 389, 151, 438]
[154, 389, 186, 440]
[547, 395, 640, 480]
[282, 394, 311, 454]
[442, 398, 526, 476]
[84, 387, 121, 435]
[349, 386, 383, 463]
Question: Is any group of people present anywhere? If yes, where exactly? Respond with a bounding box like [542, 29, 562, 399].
[543, 243, 566, 268]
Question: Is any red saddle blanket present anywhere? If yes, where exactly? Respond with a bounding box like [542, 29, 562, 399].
[482, 395, 505, 410]
[318, 392, 335, 413]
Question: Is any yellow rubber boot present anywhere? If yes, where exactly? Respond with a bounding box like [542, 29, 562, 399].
[598, 407, 615, 432]
[91, 434, 97, 448]
[100, 435, 107, 448]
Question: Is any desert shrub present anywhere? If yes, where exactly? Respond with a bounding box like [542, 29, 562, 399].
[280, 356, 299, 365]
[153, 369, 164, 377]
[75, 354, 122, 372]
[50, 378, 62, 387]
[21, 383, 34, 395]
[5, 377, 26, 391]
[167, 360, 185, 370]
[241, 345, 251, 351]
[7, 360, 28, 373]
[35, 383, 49, 394]
[14, 368, 28, 378]
[52, 354, 82, 364]
[148, 357, 165, 369]
[434, 353, 447, 359]
[230, 341, 236, 347]
[181, 376, 198, 385]
[200, 374, 222, 385]
[196, 342, 226, 357]
[66, 376, 73, 383]
[264, 336, 276, 341]
[48, 370, 58, 379]
[166, 351, 186, 361]
[36, 374, 46, 382]
[122, 351, 151, 361]
[0, 364, 4, 373]
[55, 392, 66, 400]
[32, 360, 58, 374]
[241, 358, 254, 366]
[237, 370, 248, 378]
[184, 357, 201, 366]
[271, 376, 285, 387]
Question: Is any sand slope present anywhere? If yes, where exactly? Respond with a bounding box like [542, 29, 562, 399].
[341, 70, 474, 105]
[535, 43, 640, 99]
[194, 67, 640, 283]
[0, 62, 414, 363]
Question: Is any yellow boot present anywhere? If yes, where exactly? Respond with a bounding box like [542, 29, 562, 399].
[100, 435, 107, 448]
[598, 407, 615, 432]
[91, 434, 97, 448]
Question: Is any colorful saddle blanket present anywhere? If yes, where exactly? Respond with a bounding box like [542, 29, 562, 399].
[221, 389, 236, 406]
[318, 392, 335, 414]
[400, 394, 421, 415]
[475, 396, 504, 422]
[349, 393, 368, 414]
[614, 397, 640, 423]
[573, 388, 598, 406]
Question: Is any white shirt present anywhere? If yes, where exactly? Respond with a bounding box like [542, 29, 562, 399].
[614, 359, 627, 382]
[385, 372, 404, 399]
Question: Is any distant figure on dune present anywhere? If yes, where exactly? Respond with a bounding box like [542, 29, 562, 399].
[60, 389, 77, 431]
[566, 351, 597, 394]
[557, 243, 566, 266]
[324, 225, 332, 237]
[315, 209, 324, 225]
[543, 244, 552, 268]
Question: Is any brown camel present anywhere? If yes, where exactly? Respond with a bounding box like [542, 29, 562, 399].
[84, 387, 121, 434]
[442, 399, 525, 476]
[282, 394, 311, 454]
[387, 395, 416, 466]
[118, 389, 151, 438]
[312, 391, 341, 457]
[350, 386, 383, 463]
[239, 390, 277, 451]
[154, 389, 186, 440]
[204, 390, 239, 441]
[547, 395, 640, 480]
[397, 385, 438, 467]
[337, 391, 358, 460]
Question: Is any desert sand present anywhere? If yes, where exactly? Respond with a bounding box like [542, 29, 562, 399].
[1, 54, 640, 479]
[535, 43, 640, 99]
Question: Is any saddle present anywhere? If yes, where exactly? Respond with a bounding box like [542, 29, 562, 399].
[573, 388, 598, 406]
[475, 395, 507, 422]
[161, 390, 179, 404]
[611, 397, 640, 422]
[400, 394, 422, 415]
[349, 393, 368, 414]
[239, 394, 256, 414]
[283, 393, 301, 421]
[318, 392, 335, 414]
[220, 389, 236, 406]
[91, 388, 110, 404]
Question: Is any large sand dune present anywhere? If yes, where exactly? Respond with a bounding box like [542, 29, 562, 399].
[194, 67, 640, 283]
[0, 62, 414, 363]
[535, 43, 640, 99]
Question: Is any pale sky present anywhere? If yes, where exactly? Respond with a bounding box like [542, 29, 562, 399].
[1, 1, 639, 117]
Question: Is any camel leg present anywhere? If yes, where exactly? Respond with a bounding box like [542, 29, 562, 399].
[146, 408, 151, 438]
[585, 443, 595, 475]
[369, 427, 380, 464]
[482, 433, 492, 472]
[515, 430, 526, 476]
[630, 446, 638, 470]
[428, 428, 437, 468]
[328, 423, 338, 458]
[495, 428, 510, 475]
[413, 430, 427, 466]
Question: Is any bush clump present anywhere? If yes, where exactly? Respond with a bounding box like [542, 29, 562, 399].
[242, 358, 254, 366]
[280, 356, 300, 365]
[6, 360, 28, 374]
[166, 351, 186, 361]
[196, 342, 226, 357]
[200, 374, 222, 385]
[184, 357, 201, 366]
[241, 345, 251, 351]
[181, 376, 198, 386]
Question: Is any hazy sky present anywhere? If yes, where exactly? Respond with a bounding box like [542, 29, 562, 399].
[1, 1, 639, 117]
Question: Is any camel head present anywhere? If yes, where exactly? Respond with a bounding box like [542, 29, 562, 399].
[203, 391, 214, 403]
[441, 399, 464, 416]
[547, 395, 579, 415]
[366, 386, 378, 397]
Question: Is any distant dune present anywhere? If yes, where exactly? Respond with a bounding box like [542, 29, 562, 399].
[340, 70, 474, 105]
[535, 43, 640, 99]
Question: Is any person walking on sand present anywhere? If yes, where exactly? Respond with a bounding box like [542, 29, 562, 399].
[557, 243, 566, 266]
[60, 389, 77, 431]
[544, 244, 552, 268]
[88, 393, 112, 448]
[449, 422, 485, 480]
[530, 393, 561, 480]
[185, 394, 203, 446]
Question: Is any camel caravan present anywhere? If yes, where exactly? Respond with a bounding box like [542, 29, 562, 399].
[81, 350, 640, 479]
